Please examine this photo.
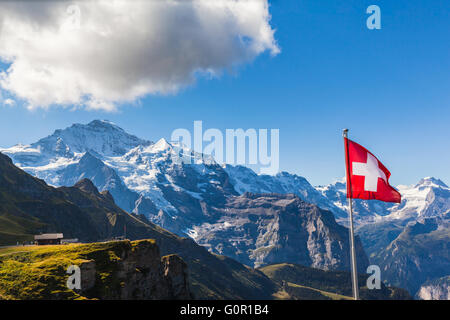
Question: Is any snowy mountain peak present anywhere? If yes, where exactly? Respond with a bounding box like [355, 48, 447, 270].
[79, 150, 103, 165]
[152, 138, 172, 152]
[32, 120, 152, 157]
[87, 119, 121, 130]
[415, 177, 448, 189]
[122, 138, 174, 162]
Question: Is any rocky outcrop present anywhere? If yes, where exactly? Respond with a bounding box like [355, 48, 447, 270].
[79, 240, 192, 300]
[0, 239, 192, 300]
[161, 254, 191, 299]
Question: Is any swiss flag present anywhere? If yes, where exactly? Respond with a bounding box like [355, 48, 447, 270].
[344, 138, 401, 203]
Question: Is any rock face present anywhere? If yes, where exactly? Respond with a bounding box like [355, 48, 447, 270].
[192, 193, 369, 271]
[161, 254, 191, 299]
[416, 276, 450, 300]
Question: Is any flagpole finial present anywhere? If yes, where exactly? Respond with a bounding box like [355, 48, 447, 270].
[343, 129, 348, 138]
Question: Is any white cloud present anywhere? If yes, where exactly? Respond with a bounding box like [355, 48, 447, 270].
[3, 98, 15, 107]
[0, 0, 279, 111]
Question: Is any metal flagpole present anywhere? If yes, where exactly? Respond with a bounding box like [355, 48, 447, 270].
[343, 129, 360, 300]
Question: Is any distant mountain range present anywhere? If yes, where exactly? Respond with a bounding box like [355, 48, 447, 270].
[317, 177, 450, 225]
[1, 120, 449, 298]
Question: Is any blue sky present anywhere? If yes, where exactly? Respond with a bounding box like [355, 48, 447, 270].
[0, 0, 449, 186]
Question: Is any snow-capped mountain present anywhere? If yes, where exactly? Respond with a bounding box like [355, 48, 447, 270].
[317, 177, 450, 225]
[394, 178, 450, 220]
[3, 120, 448, 232]
[57, 151, 158, 215]
[3, 120, 151, 185]
[34, 119, 151, 157]
[0, 120, 237, 234]
[0, 120, 346, 231]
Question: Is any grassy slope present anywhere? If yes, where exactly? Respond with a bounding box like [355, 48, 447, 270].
[260, 263, 351, 300]
[259, 263, 412, 300]
[0, 240, 156, 300]
[283, 282, 352, 300]
[0, 192, 48, 245]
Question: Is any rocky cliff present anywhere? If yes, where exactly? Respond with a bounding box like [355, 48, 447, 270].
[79, 240, 192, 299]
[192, 193, 369, 271]
[0, 240, 192, 300]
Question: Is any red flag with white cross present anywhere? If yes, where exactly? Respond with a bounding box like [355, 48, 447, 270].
[344, 138, 401, 203]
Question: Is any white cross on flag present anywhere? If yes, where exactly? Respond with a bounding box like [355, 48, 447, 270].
[344, 138, 401, 203]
